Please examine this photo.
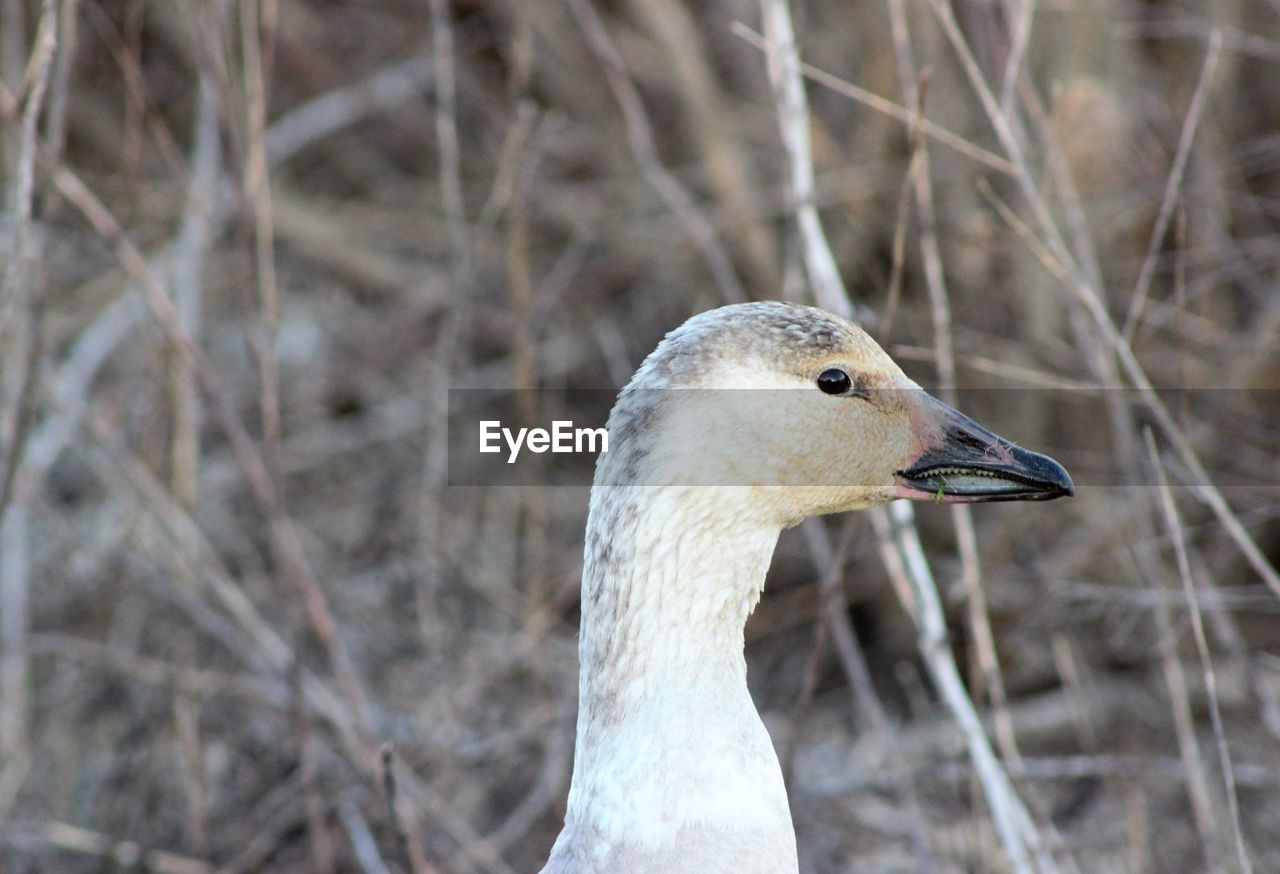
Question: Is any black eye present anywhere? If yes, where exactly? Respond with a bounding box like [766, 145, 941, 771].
[817, 368, 853, 396]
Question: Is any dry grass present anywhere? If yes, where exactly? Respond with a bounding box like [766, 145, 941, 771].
[2, 0, 1280, 871]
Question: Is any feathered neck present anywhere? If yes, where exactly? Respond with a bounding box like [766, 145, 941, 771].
[548, 482, 798, 869]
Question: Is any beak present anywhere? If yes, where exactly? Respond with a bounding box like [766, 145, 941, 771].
[894, 393, 1074, 503]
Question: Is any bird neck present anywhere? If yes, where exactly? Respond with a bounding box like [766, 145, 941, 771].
[562, 485, 796, 857]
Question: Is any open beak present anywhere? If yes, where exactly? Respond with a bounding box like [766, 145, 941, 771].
[894, 393, 1074, 503]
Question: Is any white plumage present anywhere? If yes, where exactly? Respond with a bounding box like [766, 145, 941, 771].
[542, 303, 1071, 873]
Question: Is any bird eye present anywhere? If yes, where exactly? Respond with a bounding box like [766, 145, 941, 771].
[816, 368, 854, 396]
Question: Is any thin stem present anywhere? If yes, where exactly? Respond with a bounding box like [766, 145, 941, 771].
[759, 0, 851, 318]
[1146, 430, 1252, 874]
[1122, 31, 1222, 340]
[566, 0, 746, 303]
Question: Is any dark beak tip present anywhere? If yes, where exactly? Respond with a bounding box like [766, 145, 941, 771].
[1030, 451, 1075, 499]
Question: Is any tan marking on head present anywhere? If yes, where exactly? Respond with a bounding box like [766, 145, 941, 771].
[594, 302, 926, 522]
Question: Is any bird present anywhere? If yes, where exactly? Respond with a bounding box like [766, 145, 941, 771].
[540, 302, 1072, 873]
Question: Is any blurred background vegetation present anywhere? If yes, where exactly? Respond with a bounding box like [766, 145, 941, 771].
[1, 0, 1279, 871]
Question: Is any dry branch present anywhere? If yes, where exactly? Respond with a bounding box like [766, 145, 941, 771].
[1123, 32, 1223, 339]
[8, 2, 1280, 870]
[1147, 430, 1253, 874]
[759, 0, 851, 319]
[756, 2, 1056, 870]
[0, 0, 57, 774]
[566, 0, 746, 303]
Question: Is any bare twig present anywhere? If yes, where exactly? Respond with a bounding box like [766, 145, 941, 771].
[874, 502, 1054, 874]
[264, 55, 434, 165]
[172, 682, 210, 849]
[17, 45, 437, 507]
[925, 0, 1280, 602]
[999, 0, 1037, 114]
[1146, 430, 1252, 874]
[429, 0, 469, 279]
[51, 165, 381, 765]
[632, 0, 780, 292]
[881, 102, 925, 337]
[13, 3, 1280, 869]
[759, 0, 850, 318]
[170, 0, 225, 509]
[40, 0, 77, 162]
[285, 630, 336, 874]
[730, 22, 1017, 178]
[566, 0, 746, 303]
[1145, 535, 1223, 871]
[381, 744, 435, 874]
[340, 797, 394, 874]
[240, 0, 282, 443]
[1122, 31, 1222, 339]
[0, 0, 55, 351]
[797, 517, 938, 869]
[885, 0, 1029, 832]
[0, 0, 56, 768]
[756, 2, 1054, 870]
